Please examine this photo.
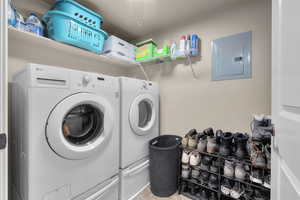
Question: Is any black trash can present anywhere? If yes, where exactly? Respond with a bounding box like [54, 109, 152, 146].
[149, 135, 182, 197]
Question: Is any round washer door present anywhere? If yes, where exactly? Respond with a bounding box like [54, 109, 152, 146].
[46, 93, 114, 160]
[129, 94, 156, 136]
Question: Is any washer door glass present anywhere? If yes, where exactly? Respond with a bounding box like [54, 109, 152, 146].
[129, 94, 156, 136]
[46, 93, 114, 160]
[62, 104, 103, 146]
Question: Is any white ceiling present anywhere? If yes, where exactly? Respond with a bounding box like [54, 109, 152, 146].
[18, 0, 252, 41]
[76, 0, 251, 41]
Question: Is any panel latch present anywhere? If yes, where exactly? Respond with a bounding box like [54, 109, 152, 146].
[0, 133, 7, 150]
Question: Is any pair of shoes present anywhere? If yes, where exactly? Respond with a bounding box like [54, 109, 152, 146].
[251, 114, 273, 143]
[197, 128, 219, 153]
[250, 168, 263, 184]
[182, 129, 199, 149]
[181, 149, 201, 166]
[221, 179, 244, 199]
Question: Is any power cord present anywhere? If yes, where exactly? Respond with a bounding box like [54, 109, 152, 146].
[138, 63, 150, 81]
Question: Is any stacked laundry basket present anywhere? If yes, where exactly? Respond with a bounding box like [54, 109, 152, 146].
[179, 115, 273, 200]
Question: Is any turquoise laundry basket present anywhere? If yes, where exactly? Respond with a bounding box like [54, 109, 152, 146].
[43, 10, 108, 54]
[53, 0, 103, 30]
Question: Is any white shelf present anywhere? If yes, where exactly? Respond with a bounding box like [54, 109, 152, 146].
[8, 26, 138, 68]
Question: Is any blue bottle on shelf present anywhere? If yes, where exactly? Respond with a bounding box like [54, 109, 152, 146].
[191, 34, 199, 56]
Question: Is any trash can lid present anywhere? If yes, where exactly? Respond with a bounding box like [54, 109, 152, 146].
[149, 135, 182, 150]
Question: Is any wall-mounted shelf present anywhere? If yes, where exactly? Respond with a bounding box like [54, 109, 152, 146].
[8, 27, 138, 68]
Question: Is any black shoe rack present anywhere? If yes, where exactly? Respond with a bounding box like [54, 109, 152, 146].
[178, 145, 271, 200]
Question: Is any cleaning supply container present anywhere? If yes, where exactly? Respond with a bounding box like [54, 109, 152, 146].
[135, 39, 157, 61]
[149, 135, 182, 197]
[43, 10, 108, 53]
[52, 0, 103, 29]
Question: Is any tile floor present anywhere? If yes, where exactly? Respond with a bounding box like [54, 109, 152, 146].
[136, 187, 190, 200]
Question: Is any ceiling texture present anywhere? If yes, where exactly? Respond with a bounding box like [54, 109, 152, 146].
[17, 0, 253, 41]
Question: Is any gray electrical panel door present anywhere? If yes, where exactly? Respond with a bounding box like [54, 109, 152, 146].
[212, 31, 252, 81]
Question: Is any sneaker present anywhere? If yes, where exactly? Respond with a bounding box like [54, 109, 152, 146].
[243, 185, 254, 200]
[250, 144, 267, 168]
[230, 182, 244, 199]
[203, 127, 214, 137]
[190, 150, 201, 166]
[250, 169, 263, 184]
[224, 160, 235, 178]
[181, 165, 190, 179]
[199, 171, 210, 185]
[221, 179, 232, 196]
[181, 149, 190, 164]
[207, 136, 218, 153]
[191, 168, 200, 179]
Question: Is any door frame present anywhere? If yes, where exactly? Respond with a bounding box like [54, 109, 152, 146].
[0, 0, 8, 200]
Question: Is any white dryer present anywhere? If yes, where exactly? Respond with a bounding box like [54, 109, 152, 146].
[12, 64, 119, 200]
[119, 77, 159, 200]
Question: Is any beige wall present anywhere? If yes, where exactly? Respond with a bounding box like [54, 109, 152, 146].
[131, 0, 271, 136]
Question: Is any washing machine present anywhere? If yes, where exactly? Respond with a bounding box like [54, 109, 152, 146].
[119, 77, 159, 200]
[12, 64, 120, 200]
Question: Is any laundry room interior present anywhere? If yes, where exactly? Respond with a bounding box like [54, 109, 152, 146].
[3, 0, 295, 199]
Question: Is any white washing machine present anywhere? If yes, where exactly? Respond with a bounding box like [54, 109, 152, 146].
[119, 77, 159, 200]
[12, 64, 120, 200]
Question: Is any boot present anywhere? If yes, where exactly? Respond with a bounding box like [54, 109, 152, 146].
[251, 115, 273, 143]
[203, 127, 214, 137]
[235, 163, 246, 180]
[209, 192, 218, 200]
[187, 129, 198, 149]
[216, 129, 223, 145]
[224, 160, 235, 178]
[220, 132, 233, 156]
[234, 133, 249, 159]
[197, 135, 207, 152]
[208, 174, 219, 189]
[221, 179, 232, 195]
[207, 136, 218, 153]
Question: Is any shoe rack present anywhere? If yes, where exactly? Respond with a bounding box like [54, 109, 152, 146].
[178, 133, 271, 200]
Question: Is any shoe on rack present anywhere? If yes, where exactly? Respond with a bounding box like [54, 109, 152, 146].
[181, 165, 190, 179]
[221, 179, 232, 196]
[250, 143, 267, 168]
[220, 132, 233, 156]
[181, 149, 190, 164]
[210, 163, 219, 173]
[234, 133, 249, 159]
[250, 168, 263, 184]
[199, 189, 208, 200]
[187, 129, 198, 149]
[197, 135, 207, 152]
[251, 115, 273, 143]
[199, 171, 210, 185]
[235, 163, 247, 180]
[190, 150, 201, 166]
[207, 136, 218, 153]
[202, 156, 213, 165]
[209, 192, 218, 200]
[191, 168, 200, 180]
[204, 127, 214, 137]
[264, 144, 271, 169]
[243, 185, 254, 200]
[224, 160, 235, 178]
[208, 174, 219, 190]
[253, 189, 267, 200]
[230, 182, 245, 199]
[263, 174, 271, 189]
[216, 129, 223, 145]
